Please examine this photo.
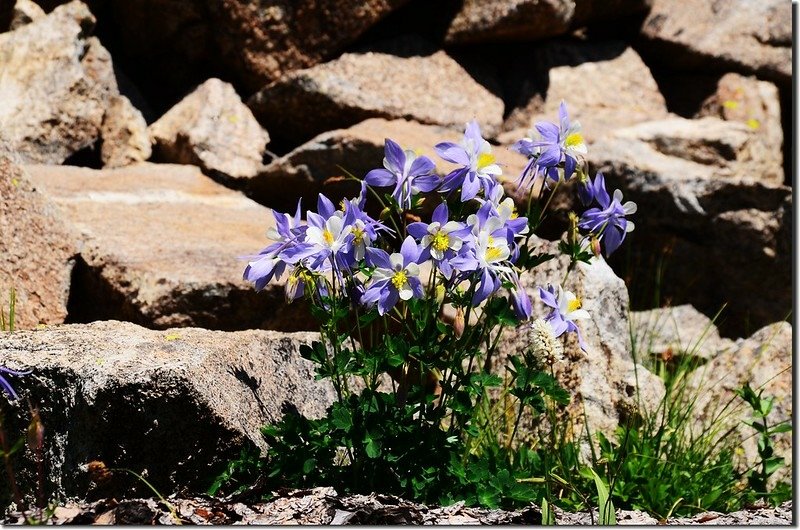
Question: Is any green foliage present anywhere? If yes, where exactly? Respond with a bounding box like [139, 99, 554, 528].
[1, 287, 15, 332]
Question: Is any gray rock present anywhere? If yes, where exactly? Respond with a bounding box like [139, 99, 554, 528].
[100, 95, 151, 168]
[0, 1, 118, 164]
[22, 163, 313, 332]
[0, 158, 78, 330]
[248, 51, 505, 145]
[686, 322, 792, 487]
[640, 0, 791, 86]
[0, 321, 335, 500]
[589, 117, 790, 335]
[445, 0, 650, 44]
[501, 41, 668, 143]
[498, 236, 665, 440]
[8, 0, 45, 30]
[630, 304, 735, 362]
[149, 78, 269, 182]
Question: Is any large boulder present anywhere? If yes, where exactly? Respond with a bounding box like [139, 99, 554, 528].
[0, 158, 78, 330]
[499, 236, 665, 440]
[640, 0, 791, 86]
[8, 0, 45, 30]
[248, 51, 505, 146]
[0, 321, 335, 500]
[686, 322, 792, 486]
[590, 117, 790, 335]
[501, 41, 668, 142]
[247, 118, 528, 211]
[22, 163, 312, 332]
[149, 78, 269, 183]
[445, 0, 651, 44]
[0, 1, 118, 164]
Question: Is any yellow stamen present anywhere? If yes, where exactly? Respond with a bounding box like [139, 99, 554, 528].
[432, 231, 450, 252]
[323, 229, 334, 245]
[391, 270, 408, 289]
[567, 297, 582, 312]
[352, 227, 364, 245]
[564, 132, 584, 149]
[485, 246, 503, 261]
[477, 152, 496, 170]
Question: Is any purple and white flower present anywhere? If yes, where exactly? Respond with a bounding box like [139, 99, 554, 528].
[361, 236, 424, 315]
[243, 199, 305, 291]
[539, 284, 589, 350]
[436, 121, 502, 202]
[578, 173, 636, 257]
[407, 203, 471, 279]
[518, 101, 586, 183]
[364, 139, 440, 209]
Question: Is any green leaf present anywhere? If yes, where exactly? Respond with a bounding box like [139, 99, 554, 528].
[303, 458, 316, 474]
[541, 498, 555, 525]
[331, 405, 353, 431]
[588, 467, 616, 525]
[365, 437, 381, 458]
[770, 422, 793, 434]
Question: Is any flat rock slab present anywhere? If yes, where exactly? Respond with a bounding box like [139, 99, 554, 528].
[248, 51, 505, 146]
[0, 321, 335, 500]
[0, 158, 78, 329]
[23, 163, 312, 331]
[640, 0, 791, 86]
[3, 489, 791, 525]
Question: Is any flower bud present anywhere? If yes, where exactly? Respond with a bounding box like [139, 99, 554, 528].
[590, 236, 602, 258]
[379, 207, 392, 220]
[453, 307, 465, 338]
[435, 284, 446, 305]
[567, 211, 579, 246]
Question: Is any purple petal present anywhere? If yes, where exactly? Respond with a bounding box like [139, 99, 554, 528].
[378, 288, 399, 315]
[365, 168, 396, 187]
[435, 142, 470, 165]
[558, 101, 569, 132]
[440, 167, 468, 192]
[384, 138, 405, 173]
[602, 226, 624, 257]
[409, 155, 436, 177]
[464, 120, 483, 146]
[594, 173, 610, 209]
[472, 269, 497, 306]
[564, 155, 576, 180]
[535, 145, 561, 168]
[400, 235, 420, 265]
[317, 193, 336, 219]
[538, 286, 558, 309]
[366, 247, 392, 269]
[432, 202, 449, 225]
[407, 222, 429, 239]
[535, 121, 559, 142]
[412, 174, 440, 193]
[460, 173, 481, 202]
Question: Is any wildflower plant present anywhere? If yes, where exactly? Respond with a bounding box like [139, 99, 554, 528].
[228, 103, 638, 508]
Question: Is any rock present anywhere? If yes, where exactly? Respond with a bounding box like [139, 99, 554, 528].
[248, 51, 505, 146]
[686, 322, 792, 486]
[247, 118, 528, 211]
[640, 0, 791, 86]
[630, 304, 735, 362]
[499, 236, 666, 440]
[0, 1, 119, 164]
[22, 163, 313, 332]
[149, 78, 269, 183]
[100, 95, 151, 168]
[696, 73, 783, 176]
[0, 321, 336, 500]
[589, 117, 790, 335]
[0, 158, 78, 330]
[445, 0, 650, 44]
[501, 41, 668, 142]
[8, 0, 45, 30]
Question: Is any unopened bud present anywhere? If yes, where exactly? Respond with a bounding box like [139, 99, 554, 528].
[435, 284, 445, 305]
[453, 307, 465, 338]
[379, 207, 392, 220]
[567, 211, 579, 246]
[591, 236, 602, 257]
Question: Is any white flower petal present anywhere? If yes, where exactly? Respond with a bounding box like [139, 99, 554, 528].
[613, 189, 624, 203]
[405, 263, 420, 277]
[390, 253, 404, 270]
[623, 201, 637, 215]
[398, 285, 413, 300]
[626, 220, 635, 233]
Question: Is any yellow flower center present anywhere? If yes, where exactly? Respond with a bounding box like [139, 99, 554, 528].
[391, 270, 408, 290]
[567, 297, 582, 312]
[485, 246, 503, 262]
[564, 132, 584, 149]
[352, 227, 364, 245]
[431, 231, 450, 252]
[477, 152, 496, 170]
[510, 207, 518, 220]
[323, 229, 334, 246]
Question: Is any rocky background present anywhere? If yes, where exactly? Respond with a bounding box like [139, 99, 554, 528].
[0, 0, 793, 519]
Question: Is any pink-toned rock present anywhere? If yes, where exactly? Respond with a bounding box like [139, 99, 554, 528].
[248, 51, 505, 145]
[149, 78, 269, 182]
[8, 0, 45, 30]
[641, 0, 791, 85]
[445, 0, 650, 44]
[23, 163, 312, 331]
[100, 95, 151, 168]
[501, 41, 668, 143]
[0, 157, 78, 329]
[0, 1, 118, 164]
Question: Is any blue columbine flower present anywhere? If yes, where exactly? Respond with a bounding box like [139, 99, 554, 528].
[533, 101, 586, 180]
[364, 139, 440, 210]
[361, 236, 424, 315]
[1, 366, 30, 400]
[436, 121, 502, 202]
[578, 173, 636, 257]
[407, 202, 471, 279]
[539, 284, 589, 351]
[243, 199, 306, 291]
